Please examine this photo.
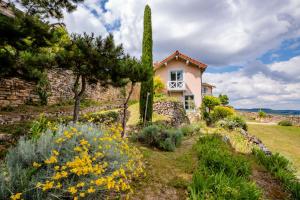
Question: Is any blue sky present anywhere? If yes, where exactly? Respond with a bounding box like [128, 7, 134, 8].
[59, 0, 300, 109]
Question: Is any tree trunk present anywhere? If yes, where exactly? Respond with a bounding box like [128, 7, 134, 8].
[72, 75, 86, 122]
[121, 82, 135, 137]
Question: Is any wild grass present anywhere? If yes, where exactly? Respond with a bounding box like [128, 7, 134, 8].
[253, 149, 300, 199]
[189, 135, 262, 200]
[248, 124, 300, 177]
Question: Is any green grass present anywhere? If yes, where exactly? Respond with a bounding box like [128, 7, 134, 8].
[127, 103, 170, 126]
[248, 124, 300, 177]
[131, 135, 198, 199]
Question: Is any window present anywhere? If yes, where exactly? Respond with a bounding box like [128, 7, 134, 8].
[170, 70, 183, 81]
[184, 95, 195, 110]
[202, 87, 207, 94]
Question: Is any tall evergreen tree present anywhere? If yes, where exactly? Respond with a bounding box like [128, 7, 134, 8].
[139, 5, 153, 122]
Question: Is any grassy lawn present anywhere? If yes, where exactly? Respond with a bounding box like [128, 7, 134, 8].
[248, 124, 300, 177]
[131, 135, 198, 199]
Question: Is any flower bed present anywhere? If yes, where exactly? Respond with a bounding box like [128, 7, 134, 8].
[0, 123, 144, 200]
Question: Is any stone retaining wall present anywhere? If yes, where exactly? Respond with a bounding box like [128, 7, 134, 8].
[153, 101, 189, 127]
[0, 69, 140, 108]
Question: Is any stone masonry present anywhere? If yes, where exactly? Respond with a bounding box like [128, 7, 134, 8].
[0, 69, 140, 108]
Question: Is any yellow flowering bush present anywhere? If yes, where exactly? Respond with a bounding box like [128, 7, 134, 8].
[0, 123, 144, 200]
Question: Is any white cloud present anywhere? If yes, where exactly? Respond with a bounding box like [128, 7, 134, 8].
[58, 0, 300, 109]
[269, 56, 300, 80]
[204, 56, 300, 109]
[61, 1, 108, 36]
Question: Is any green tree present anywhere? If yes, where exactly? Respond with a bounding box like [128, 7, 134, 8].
[57, 33, 124, 122]
[16, 0, 84, 19]
[219, 94, 229, 106]
[139, 5, 153, 123]
[118, 57, 148, 136]
[202, 96, 221, 113]
[0, 12, 67, 104]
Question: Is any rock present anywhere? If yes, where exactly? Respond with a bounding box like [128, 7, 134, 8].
[153, 101, 189, 127]
[222, 135, 230, 143]
[240, 129, 248, 136]
[0, 133, 13, 142]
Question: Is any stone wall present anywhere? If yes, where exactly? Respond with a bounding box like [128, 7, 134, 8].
[0, 69, 140, 108]
[0, 78, 40, 107]
[153, 101, 189, 127]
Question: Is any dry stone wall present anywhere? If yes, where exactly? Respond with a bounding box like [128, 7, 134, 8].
[153, 101, 189, 127]
[0, 69, 140, 108]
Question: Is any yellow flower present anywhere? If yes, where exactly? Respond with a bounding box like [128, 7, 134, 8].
[76, 182, 85, 187]
[52, 150, 59, 156]
[45, 156, 58, 164]
[10, 192, 22, 200]
[87, 187, 95, 193]
[56, 182, 62, 188]
[73, 146, 82, 152]
[42, 181, 54, 191]
[32, 162, 42, 168]
[54, 166, 60, 170]
[79, 192, 86, 197]
[68, 186, 77, 194]
[74, 197, 78, 200]
[55, 138, 65, 143]
[36, 182, 42, 188]
[80, 139, 88, 146]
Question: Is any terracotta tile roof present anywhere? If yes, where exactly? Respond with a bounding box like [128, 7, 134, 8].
[154, 50, 207, 70]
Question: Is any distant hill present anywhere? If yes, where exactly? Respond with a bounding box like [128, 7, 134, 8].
[237, 108, 300, 116]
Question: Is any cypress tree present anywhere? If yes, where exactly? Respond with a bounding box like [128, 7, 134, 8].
[139, 5, 153, 122]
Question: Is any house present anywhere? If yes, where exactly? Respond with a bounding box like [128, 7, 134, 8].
[154, 50, 215, 111]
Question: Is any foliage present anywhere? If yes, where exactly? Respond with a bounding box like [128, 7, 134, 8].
[253, 149, 300, 199]
[210, 106, 235, 122]
[140, 5, 154, 123]
[202, 96, 221, 113]
[217, 115, 248, 131]
[82, 111, 119, 126]
[57, 33, 124, 122]
[189, 135, 261, 200]
[138, 125, 183, 151]
[153, 76, 165, 95]
[29, 114, 57, 140]
[258, 110, 266, 119]
[278, 120, 293, 126]
[0, 123, 144, 200]
[17, 0, 84, 19]
[218, 94, 229, 106]
[118, 57, 148, 136]
[180, 123, 202, 136]
[0, 13, 66, 76]
[0, 12, 69, 104]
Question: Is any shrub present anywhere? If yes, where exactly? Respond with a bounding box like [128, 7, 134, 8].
[253, 149, 300, 199]
[258, 110, 266, 119]
[278, 120, 293, 126]
[29, 114, 58, 140]
[202, 96, 221, 113]
[0, 123, 144, 200]
[210, 106, 235, 122]
[217, 115, 248, 131]
[153, 76, 165, 95]
[180, 124, 201, 136]
[82, 110, 119, 125]
[138, 125, 183, 151]
[189, 135, 261, 200]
